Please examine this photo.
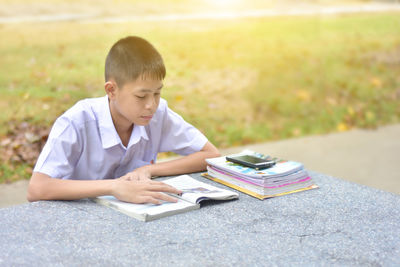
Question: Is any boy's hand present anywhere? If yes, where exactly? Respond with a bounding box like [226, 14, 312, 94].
[121, 166, 151, 181]
[111, 177, 182, 205]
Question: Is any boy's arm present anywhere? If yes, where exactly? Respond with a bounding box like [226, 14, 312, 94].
[126, 141, 220, 180]
[27, 172, 181, 204]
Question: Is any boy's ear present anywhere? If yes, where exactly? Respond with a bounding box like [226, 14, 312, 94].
[105, 81, 117, 99]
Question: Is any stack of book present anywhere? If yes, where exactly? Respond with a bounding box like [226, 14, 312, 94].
[202, 150, 318, 200]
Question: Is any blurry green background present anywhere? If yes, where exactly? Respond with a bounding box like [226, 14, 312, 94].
[1, 0, 400, 182]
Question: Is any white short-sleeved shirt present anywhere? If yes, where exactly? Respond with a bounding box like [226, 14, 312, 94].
[34, 96, 208, 180]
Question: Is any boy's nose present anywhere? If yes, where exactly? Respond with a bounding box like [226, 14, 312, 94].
[145, 97, 156, 110]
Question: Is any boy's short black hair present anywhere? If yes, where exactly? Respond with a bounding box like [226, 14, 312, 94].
[105, 36, 166, 87]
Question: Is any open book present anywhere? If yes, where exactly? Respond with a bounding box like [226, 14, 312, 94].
[92, 175, 238, 222]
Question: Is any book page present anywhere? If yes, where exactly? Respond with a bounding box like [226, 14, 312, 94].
[162, 175, 238, 204]
[97, 195, 196, 216]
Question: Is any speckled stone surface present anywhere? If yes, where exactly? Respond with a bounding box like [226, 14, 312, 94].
[1, 171, 399, 266]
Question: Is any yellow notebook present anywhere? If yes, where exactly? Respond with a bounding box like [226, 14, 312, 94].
[201, 173, 318, 200]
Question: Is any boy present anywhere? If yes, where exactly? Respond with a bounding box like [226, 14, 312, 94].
[28, 36, 220, 205]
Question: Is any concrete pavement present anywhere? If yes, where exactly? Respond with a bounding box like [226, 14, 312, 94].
[1, 123, 399, 208]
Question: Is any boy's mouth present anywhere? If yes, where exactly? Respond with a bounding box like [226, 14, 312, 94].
[141, 115, 153, 120]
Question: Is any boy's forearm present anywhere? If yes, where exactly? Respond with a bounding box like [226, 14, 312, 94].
[28, 172, 182, 204]
[146, 155, 201, 177]
[148, 142, 220, 177]
[28, 172, 115, 202]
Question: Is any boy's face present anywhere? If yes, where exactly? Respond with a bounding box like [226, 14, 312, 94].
[106, 77, 163, 127]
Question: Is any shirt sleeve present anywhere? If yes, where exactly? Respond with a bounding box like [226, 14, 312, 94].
[158, 103, 208, 156]
[33, 116, 82, 179]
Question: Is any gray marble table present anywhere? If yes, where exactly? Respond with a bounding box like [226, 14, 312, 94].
[1, 171, 399, 266]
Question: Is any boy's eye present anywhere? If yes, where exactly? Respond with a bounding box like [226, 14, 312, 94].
[136, 95, 145, 99]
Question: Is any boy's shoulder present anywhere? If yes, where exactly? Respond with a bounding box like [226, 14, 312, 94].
[61, 96, 169, 125]
[57, 96, 169, 130]
[58, 96, 107, 126]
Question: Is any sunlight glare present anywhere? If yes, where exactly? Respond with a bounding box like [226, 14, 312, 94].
[204, 0, 244, 9]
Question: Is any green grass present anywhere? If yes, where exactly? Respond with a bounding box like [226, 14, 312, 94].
[0, 163, 32, 184]
[1, 12, 400, 182]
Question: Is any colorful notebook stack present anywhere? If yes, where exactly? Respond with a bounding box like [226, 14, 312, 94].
[202, 150, 318, 200]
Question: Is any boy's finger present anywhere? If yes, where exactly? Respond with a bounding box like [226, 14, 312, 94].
[150, 192, 178, 203]
[145, 180, 181, 190]
[148, 180, 168, 185]
[138, 196, 161, 205]
[147, 184, 182, 194]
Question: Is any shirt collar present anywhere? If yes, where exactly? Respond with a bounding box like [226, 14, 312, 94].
[127, 123, 149, 148]
[99, 95, 148, 149]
